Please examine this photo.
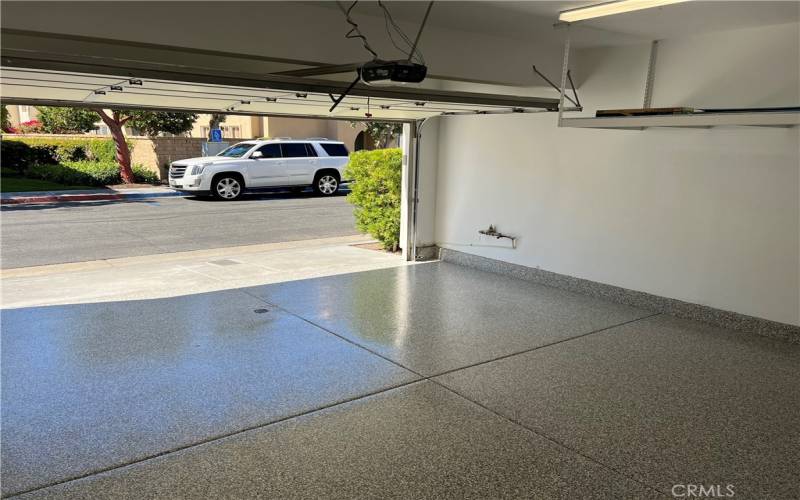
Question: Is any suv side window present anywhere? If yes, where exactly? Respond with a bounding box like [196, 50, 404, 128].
[320, 143, 349, 157]
[256, 144, 282, 158]
[280, 143, 312, 159]
[304, 143, 318, 157]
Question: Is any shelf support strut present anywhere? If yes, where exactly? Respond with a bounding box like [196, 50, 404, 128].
[643, 40, 659, 109]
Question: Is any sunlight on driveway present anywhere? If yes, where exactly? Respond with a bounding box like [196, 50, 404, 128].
[0, 235, 408, 309]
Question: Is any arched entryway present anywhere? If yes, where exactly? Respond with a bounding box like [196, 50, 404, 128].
[354, 131, 366, 151]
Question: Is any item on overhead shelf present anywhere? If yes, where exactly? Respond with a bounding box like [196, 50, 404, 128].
[697, 106, 800, 114]
[596, 107, 695, 117]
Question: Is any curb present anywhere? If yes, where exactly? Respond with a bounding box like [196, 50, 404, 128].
[0, 190, 183, 205]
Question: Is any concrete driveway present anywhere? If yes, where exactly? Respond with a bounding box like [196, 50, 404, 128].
[0, 235, 405, 309]
[0, 191, 357, 269]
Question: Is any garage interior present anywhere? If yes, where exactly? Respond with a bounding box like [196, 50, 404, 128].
[1, 1, 799, 498]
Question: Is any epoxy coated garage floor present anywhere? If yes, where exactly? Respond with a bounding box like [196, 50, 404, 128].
[2, 262, 798, 499]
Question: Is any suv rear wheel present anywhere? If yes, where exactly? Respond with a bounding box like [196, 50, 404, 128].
[212, 174, 244, 201]
[313, 172, 340, 196]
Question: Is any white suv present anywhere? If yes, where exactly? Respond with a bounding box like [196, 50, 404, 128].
[169, 138, 350, 200]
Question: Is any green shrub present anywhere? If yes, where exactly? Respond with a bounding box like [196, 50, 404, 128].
[344, 148, 402, 251]
[25, 163, 101, 186]
[0, 137, 155, 186]
[86, 140, 120, 163]
[25, 161, 116, 186]
[0, 137, 129, 166]
[132, 165, 159, 184]
[2, 140, 40, 172]
[37, 107, 99, 134]
[24, 161, 159, 186]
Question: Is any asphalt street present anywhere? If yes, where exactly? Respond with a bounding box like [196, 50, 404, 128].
[1, 191, 360, 269]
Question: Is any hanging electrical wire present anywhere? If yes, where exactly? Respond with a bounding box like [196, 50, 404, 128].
[377, 0, 431, 65]
[409, 2, 434, 64]
[378, 1, 421, 63]
[330, 0, 432, 112]
[337, 1, 379, 60]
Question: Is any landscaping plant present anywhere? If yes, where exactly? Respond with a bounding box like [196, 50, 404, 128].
[1, 106, 11, 132]
[18, 120, 43, 134]
[3, 105, 196, 184]
[0, 137, 156, 187]
[1, 137, 126, 166]
[25, 161, 158, 186]
[344, 148, 403, 251]
[37, 107, 99, 134]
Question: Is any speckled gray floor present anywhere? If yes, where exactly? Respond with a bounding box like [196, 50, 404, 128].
[3, 264, 797, 499]
[436, 315, 800, 499]
[0, 290, 418, 497]
[14, 382, 659, 500]
[247, 262, 651, 376]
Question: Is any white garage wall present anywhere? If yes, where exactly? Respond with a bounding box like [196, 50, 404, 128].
[431, 22, 800, 326]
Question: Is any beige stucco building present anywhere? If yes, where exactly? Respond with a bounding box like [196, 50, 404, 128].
[190, 114, 367, 151]
[6, 103, 40, 125]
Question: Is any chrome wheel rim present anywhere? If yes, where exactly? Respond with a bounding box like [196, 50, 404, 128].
[318, 175, 337, 194]
[216, 178, 241, 199]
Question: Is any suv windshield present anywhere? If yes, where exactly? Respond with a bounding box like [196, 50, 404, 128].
[217, 142, 256, 158]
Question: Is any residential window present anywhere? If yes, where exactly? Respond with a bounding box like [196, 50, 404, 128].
[221, 126, 240, 138]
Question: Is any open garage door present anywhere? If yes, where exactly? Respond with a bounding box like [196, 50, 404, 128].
[0, 30, 558, 120]
[0, 66, 558, 121]
[1, 30, 559, 259]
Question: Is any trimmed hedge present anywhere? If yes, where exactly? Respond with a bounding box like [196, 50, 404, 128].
[1, 136, 156, 186]
[344, 148, 402, 251]
[24, 161, 158, 187]
[1, 136, 130, 171]
[1, 140, 56, 171]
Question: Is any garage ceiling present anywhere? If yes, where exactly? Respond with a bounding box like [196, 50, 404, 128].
[3, 1, 793, 119]
[0, 25, 559, 121]
[352, 1, 800, 46]
[0, 1, 568, 116]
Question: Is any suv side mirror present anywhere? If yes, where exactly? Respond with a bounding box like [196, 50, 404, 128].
[251, 151, 264, 159]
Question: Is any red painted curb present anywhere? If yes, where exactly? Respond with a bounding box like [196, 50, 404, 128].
[0, 193, 125, 205]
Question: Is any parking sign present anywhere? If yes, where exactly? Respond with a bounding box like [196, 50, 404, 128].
[210, 129, 223, 142]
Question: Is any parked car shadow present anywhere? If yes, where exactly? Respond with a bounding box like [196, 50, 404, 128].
[0, 199, 159, 212]
[184, 187, 350, 202]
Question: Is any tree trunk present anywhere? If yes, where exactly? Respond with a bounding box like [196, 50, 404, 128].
[109, 122, 135, 184]
[97, 110, 135, 184]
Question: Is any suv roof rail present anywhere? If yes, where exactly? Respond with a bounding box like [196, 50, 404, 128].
[258, 136, 292, 140]
[306, 137, 330, 140]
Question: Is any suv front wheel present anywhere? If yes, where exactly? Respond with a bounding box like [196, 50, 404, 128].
[212, 174, 244, 201]
[313, 172, 340, 196]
